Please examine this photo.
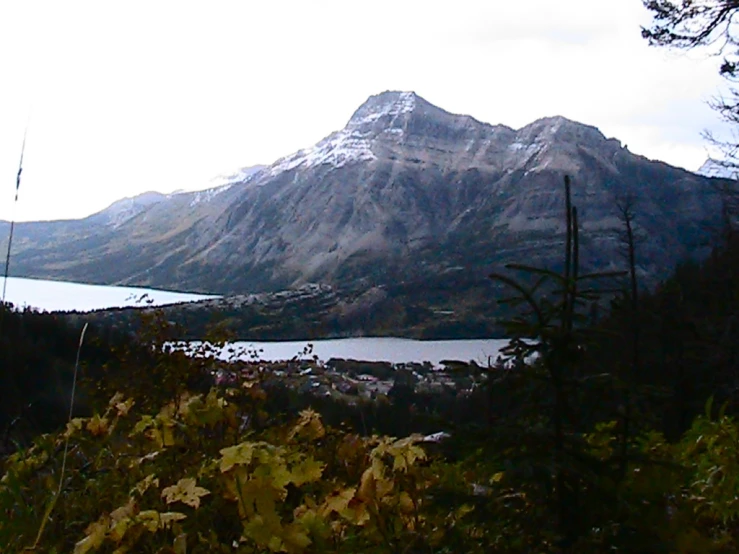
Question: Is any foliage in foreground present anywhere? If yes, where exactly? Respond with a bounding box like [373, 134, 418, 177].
[3, 354, 739, 553]
[4, 175, 739, 552]
[0, 381, 474, 554]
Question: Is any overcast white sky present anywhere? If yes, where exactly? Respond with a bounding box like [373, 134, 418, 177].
[0, 0, 732, 221]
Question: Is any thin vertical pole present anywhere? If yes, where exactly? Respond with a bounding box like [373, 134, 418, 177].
[2, 123, 29, 309]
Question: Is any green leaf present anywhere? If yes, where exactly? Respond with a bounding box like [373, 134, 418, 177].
[705, 396, 715, 420]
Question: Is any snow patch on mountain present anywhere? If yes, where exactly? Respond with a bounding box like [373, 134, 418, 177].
[208, 165, 266, 188]
[508, 141, 540, 152]
[347, 91, 416, 128]
[268, 130, 378, 176]
[189, 184, 233, 207]
[267, 92, 419, 177]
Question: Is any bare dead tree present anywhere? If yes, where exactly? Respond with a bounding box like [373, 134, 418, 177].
[643, 0, 739, 250]
[643, 1, 739, 162]
[613, 192, 645, 479]
[643, 0, 739, 50]
[614, 194, 643, 316]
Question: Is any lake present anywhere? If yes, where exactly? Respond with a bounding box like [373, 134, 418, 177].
[1, 276, 218, 312]
[3, 276, 509, 365]
[190, 337, 510, 367]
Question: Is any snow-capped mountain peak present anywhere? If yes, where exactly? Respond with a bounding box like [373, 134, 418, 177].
[346, 90, 417, 128]
[267, 91, 423, 176]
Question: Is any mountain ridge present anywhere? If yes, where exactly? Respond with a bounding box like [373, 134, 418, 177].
[0, 91, 726, 308]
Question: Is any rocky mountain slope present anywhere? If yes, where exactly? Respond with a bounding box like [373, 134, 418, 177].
[1, 92, 728, 305]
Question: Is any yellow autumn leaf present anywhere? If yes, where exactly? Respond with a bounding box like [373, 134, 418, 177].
[181, 389, 228, 427]
[455, 504, 475, 518]
[398, 491, 415, 514]
[177, 392, 201, 417]
[107, 392, 125, 408]
[259, 462, 293, 491]
[160, 512, 188, 528]
[134, 510, 186, 532]
[64, 417, 85, 438]
[86, 414, 110, 437]
[241, 513, 282, 548]
[158, 402, 177, 420]
[130, 415, 154, 436]
[359, 463, 394, 504]
[219, 441, 257, 472]
[136, 510, 162, 532]
[290, 457, 324, 486]
[357, 469, 376, 502]
[145, 428, 165, 449]
[108, 517, 132, 544]
[320, 487, 356, 516]
[109, 499, 137, 542]
[281, 522, 312, 553]
[73, 535, 101, 554]
[114, 398, 135, 418]
[161, 478, 210, 509]
[205, 388, 224, 407]
[376, 476, 394, 500]
[161, 425, 176, 447]
[267, 536, 283, 552]
[73, 516, 109, 554]
[133, 473, 160, 497]
[289, 409, 325, 441]
[317, 486, 367, 526]
[389, 437, 426, 472]
[343, 498, 370, 526]
[294, 506, 330, 540]
[390, 435, 424, 449]
[135, 451, 160, 467]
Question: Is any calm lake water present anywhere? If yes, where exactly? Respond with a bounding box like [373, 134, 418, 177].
[3, 276, 508, 365]
[192, 337, 510, 367]
[1, 276, 218, 312]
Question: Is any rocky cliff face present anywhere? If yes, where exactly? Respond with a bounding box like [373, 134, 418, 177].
[1, 91, 726, 297]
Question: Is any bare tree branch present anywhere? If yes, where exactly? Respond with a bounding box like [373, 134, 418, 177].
[643, 0, 739, 233]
